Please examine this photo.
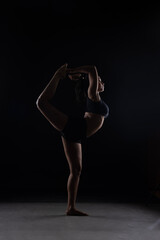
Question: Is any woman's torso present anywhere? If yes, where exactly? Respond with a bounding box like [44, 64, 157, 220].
[84, 111, 104, 137]
[84, 96, 109, 137]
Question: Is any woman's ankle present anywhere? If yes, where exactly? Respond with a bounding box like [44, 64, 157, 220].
[66, 205, 75, 211]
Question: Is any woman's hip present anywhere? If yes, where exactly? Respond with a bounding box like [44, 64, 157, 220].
[60, 116, 87, 143]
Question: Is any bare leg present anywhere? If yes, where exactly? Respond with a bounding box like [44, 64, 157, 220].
[67, 172, 80, 209]
[61, 137, 88, 216]
[36, 64, 68, 131]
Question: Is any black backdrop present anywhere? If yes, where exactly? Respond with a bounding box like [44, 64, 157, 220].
[1, 1, 160, 200]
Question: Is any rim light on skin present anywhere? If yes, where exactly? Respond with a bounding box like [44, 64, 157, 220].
[98, 76, 105, 92]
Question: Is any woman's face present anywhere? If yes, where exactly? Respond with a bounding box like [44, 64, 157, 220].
[98, 76, 105, 92]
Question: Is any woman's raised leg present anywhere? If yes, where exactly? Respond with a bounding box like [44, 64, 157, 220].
[61, 137, 88, 216]
[36, 64, 68, 131]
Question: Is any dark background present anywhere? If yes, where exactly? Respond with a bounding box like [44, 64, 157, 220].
[0, 1, 160, 201]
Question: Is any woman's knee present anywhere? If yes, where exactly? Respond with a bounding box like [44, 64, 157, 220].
[36, 96, 68, 131]
[70, 165, 82, 177]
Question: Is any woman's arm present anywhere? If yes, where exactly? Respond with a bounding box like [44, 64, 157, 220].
[68, 65, 100, 101]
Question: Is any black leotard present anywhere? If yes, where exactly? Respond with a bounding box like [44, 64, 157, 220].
[60, 97, 109, 143]
[86, 97, 109, 119]
[60, 117, 87, 143]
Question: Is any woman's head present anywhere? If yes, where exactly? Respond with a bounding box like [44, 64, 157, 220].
[68, 73, 105, 103]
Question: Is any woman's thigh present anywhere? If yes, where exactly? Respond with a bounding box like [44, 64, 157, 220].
[38, 99, 68, 131]
[61, 137, 82, 171]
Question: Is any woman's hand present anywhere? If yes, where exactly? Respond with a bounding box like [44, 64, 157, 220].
[54, 63, 68, 79]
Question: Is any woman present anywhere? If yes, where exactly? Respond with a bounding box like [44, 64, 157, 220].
[36, 64, 109, 216]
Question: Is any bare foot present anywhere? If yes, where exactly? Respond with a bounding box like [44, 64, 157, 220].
[66, 208, 88, 216]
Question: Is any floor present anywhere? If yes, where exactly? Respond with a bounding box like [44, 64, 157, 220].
[0, 201, 160, 240]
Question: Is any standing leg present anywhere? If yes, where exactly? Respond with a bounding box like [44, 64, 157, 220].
[61, 137, 88, 216]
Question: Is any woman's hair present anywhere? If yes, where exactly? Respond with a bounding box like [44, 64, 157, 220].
[74, 73, 89, 104]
